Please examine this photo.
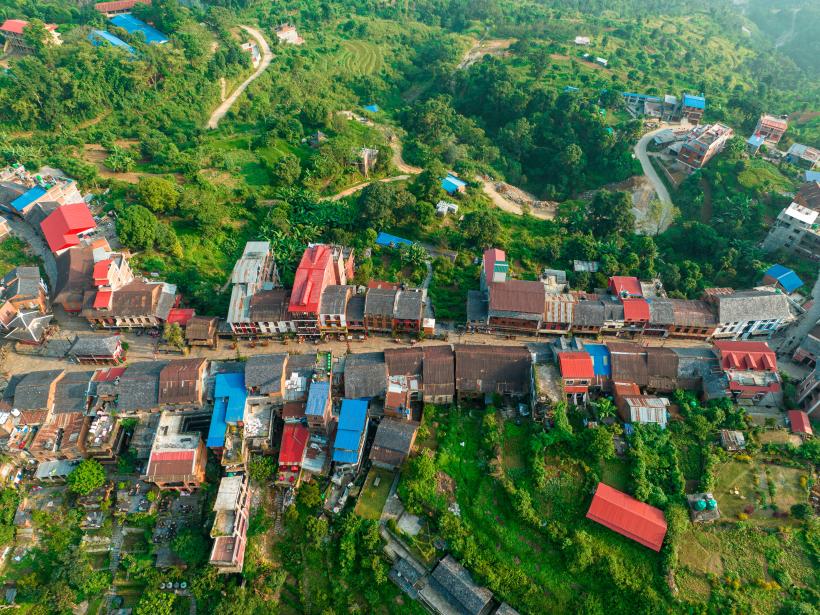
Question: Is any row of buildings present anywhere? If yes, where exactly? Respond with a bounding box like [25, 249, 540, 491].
[226, 241, 433, 338]
[622, 91, 706, 124]
[467, 248, 795, 341]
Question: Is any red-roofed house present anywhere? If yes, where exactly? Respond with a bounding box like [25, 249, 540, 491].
[557, 351, 594, 402]
[787, 410, 813, 439]
[713, 340, 782, 407]
[1, 19, 61, 53]
[40, 203, 96, 255]
[277, 423, 309, 485]
[586, 482, 667, 551]
[289, 244, 353, 336]
[166, 308, 195, 326]
[609, 276, 643, 298]
[622, 298, 650, 325]
[754, 115, 788, 146]
[94, 0, 150, 16]
[480, 248, 508, 290]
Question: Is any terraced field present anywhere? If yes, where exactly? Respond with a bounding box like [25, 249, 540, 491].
[337, 40, 384, 75]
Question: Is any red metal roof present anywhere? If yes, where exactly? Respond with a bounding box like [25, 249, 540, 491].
[558, 351, 594, 379]
[0, 19, 53, 34]
[166, 308, 195, 325]
[610, 276, 642, 298]
[40, 203, 96, 253]
[93, 259, 112, 285]
[622, 297, 650, 322]
[93, 290, 113, 309]
[289, 245, 334, 314]
[613, 381, 641, 397]
[483, 248, 505, 278]
[788, 410, 812, 436]
[714, 341, 776, 371]
[278, 423, 309, 465]
[586, 482, 667, 551]
[93, 366, 126, 381]
[95, 0, 149, 12]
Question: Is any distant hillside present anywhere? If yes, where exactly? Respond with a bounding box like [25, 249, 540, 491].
[744, 0, 820, 75]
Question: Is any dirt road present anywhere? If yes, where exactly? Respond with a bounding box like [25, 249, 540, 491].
[324, 174, 411, 202]
[206, 26, 273, 130]
[457, 38, 515, 70]
[634, 126, 674, 230]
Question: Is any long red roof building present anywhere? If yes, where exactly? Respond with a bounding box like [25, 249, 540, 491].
[586, 482, 667, 551]
[288, 245, 336, 315]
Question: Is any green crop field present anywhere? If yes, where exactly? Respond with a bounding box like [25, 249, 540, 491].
[339, 40, 384, 75]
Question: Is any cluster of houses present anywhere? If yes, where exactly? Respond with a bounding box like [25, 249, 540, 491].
[467, 247, 796, 342]
[622, 91, 706, 124]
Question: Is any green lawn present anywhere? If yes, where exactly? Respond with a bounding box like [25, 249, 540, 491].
[355, 467, 394, 520]
[0, 236, 39, 273]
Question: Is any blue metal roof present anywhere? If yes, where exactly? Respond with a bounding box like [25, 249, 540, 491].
[805, 170, 820, 182]
[332, 399, 368, 461]
[683, 94, 705, 109]
[764, 264, 803, 293]
[214, 372, 246, 424]
[207, 398, 227, 448]
[747, 134, 765, 148]
[376, 231, 413, 248]
[441, 174, 467, 194]
[584, 343, 611, 377]
[305, 381, 330, 416]
[88, 29, 135, 54]
[109, 14, 168, 44]
[10, 186, 46, 212]
[363, 104, 379, 113]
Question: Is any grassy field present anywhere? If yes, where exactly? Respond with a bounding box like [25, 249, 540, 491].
[338, 40, 384, 76]
[0, 236, 39, 272]
[713, 460, 808, 520]
[355, 467, 394, 520]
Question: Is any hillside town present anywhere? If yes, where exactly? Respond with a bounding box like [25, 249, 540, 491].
[0, 1, 818, 614]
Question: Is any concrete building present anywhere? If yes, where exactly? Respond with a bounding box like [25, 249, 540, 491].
[143, 412, 207, 492]
[796, 366, 820, 416]
[226, 241, 282, 336]
[786, 143, 820, 170]
[209, 474, 250, 573]
[677, 123, 733, 172]
[753, 115, 788, 146]
[762, 181, 820, 260]
[289, 244, 354, 337]
[703, 288, 793, 340]
[275, 24, 304, 45]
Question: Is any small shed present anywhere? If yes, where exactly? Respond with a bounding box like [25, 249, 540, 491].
[762, 264, 803, 294]
[441, 174, 467, 195]
[788, 410, 813, 439]
[687, 492, 720, 523]
[719, 429, 746, 452]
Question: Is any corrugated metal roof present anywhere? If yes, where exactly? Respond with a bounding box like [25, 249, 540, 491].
[305, 381, 330, 416]
[586, 482, 667, 551]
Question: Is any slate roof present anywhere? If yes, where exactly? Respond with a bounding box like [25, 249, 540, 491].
[54, 246, 95, 310]
[69, 335, 121, 357]
[245, 353, 287, 395]
[454, 345, 531, 395]
[423, 345, 454, 398]
[394, 290, 424, 320]
[384, 347, 423, 377]
[572, 301, 605, 326]
[52, 370, 93, 414]
[429, 555, 494, 615]
[2, 266, 41, 300]
[117, 361, 167, 411]
[648, 298, 675, 325]
[372, 418, 417, 457]
[13, 369, 64, 410]
[346, 294, 365, 322]
[715, 291, 791, 323]
[364, 288, 397, 317]
[319, 285, 352, 315]
[344, 352, 387, 399]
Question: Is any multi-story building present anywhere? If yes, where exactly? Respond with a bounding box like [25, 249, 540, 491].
[81, 410, 126, 463]
[786, 143, 820, 170]
[712, 341, 782, 407]
[557, 351, 594, 404]
[0, 266, 52, 343]
[332, 399, 368, 469]
[275, 24, 304, 45]
[289, 244, 353, 337]
[226, 241, 280, 336]
[158, 358, 207, 410]
[753, 115, 788, 146]
[680, 93, 706, 124]
[704, 288, 793, 340]
[796, 366, 820, 416]
[318, 285, 353, 334]
[209, 474, 250, 573]
[677, 123, 733, 172]
[5, 171, 79, 216]
[305, 380, 332, 433]
[144, 412, 207, 492]
[763, 181, 820, 260]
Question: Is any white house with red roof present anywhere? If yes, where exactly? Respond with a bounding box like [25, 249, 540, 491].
[40, 202, 96, 255]
[0, 19, 61, 53]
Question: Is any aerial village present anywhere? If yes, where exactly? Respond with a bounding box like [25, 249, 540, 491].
[0, 3, 817, 615]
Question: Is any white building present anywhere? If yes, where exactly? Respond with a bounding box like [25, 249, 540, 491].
[574, 36, 590, 45]
[762, 181, 820, 260]
[706, 290, 793, 340]
[275, 24, 303, 45]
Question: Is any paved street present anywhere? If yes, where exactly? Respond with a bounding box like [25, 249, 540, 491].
[634, 124, 674, 231]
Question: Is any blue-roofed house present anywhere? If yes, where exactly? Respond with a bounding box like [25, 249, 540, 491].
[109, 14, 168, 44]
[332, 399, 368, 466]
[363, 104, 379, 113]
[376, 231, 413, 249]
[805, 170, 820, 182]
[305, 380, 332, 432]
[441, 174, 467, 195]
[88, 29, 135, 54]
[207, 398, 228, 448]
[10, 185, 47, 213]
[584, 343, 611, 388]
[762, 264, 804, 294]
[747, 133, 766, 154]
[215, 372, 247, 424]
[682, 93, 705, 124]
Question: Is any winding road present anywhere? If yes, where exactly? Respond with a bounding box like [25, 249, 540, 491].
[206, 26, 273, 130]
[634, 125, 674, 226]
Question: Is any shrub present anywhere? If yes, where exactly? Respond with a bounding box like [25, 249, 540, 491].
[738, 512, 749, 521]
